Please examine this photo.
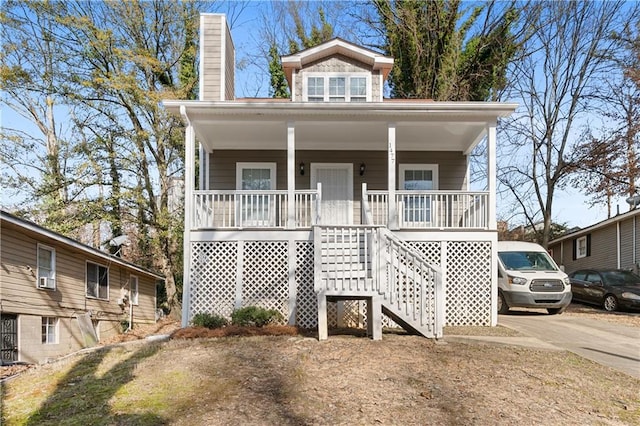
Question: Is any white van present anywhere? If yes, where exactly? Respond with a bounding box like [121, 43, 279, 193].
[497, 241, 572, 315]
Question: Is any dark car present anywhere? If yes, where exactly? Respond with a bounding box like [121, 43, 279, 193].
[568, 269, 640, 312]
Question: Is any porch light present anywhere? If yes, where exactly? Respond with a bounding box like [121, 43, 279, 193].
[299, 162, 305, 175]
[359, 162, 366, 176]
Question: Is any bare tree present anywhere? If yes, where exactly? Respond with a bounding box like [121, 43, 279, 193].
[498, 1, 638, 247]
[571, 76, 639, 216]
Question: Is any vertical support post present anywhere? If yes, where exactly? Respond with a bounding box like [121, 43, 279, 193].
[235, 240, 244, 310]
[315, 182, 322, 225]
[377, 229, 386, 295]
[288, 237, 297, 325]
[490, 234, 498, 326]
[361, 182, 367, 224]
[199, 143, 206, 190]
[486, 121, 497, 230]
[486, 121, 498, 327]
[367, 295, 382, 340]
[180, 107, 194, 328]
[287, 121, 296, 229]
[388, 123, 398, 230]
[317, 292, 328, 340]
[436, 241, 447, 338]
[337, 302, 345, 328]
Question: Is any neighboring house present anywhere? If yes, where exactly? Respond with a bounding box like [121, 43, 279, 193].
[164, 14, 517, 339]
[549, 208, 640, 275]
[0, 211, 162, 364]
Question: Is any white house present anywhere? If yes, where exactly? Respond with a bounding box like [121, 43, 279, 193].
[163, 14, 517, 339]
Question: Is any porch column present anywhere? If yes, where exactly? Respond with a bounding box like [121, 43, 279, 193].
[388, 123, 398, 230]
[486, 121, 497, 230]
[198, 143, 206, 190]
[180, 106, 195, 327]
[287, 121, 296, 229]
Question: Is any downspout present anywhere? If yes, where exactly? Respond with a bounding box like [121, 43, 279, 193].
[635, 215, 638, 273]
[180, 105, 194, 328]
[617, 221, 621, 269]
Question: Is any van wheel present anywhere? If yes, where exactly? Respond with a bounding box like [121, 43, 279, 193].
[498, 292, 509, 314]
[547, 307, 565, 315]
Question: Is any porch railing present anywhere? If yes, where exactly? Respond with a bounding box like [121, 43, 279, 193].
[366, 188, 489, 229]
[192, 187, 320, 229]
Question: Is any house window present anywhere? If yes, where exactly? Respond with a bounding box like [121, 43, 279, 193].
[350, 77, 367, 102]
[399, 164, 439, 225]
[37, 244, 56, 290]
[130, 275, 139, 305]
[236, 162, 277, 226]
[307, 77, 324, 101]
[305, 74, 370, 102]
[86, 262, 109, 300]
[42, 317, 58, 344]
[329, 77, 345, 101]
[576, 236, 588, 259]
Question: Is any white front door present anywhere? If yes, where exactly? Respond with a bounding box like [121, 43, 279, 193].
[311, 163, 353, 225]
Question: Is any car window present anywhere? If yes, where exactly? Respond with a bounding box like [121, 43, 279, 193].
[571, 271, 587, 281]
[585, 272, 602, 284]
[600, 270, 640, 286]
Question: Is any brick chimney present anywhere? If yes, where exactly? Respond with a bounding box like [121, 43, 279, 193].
[199, 14, 235, 101]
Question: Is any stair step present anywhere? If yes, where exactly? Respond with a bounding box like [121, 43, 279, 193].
[322, 271, 369, 279]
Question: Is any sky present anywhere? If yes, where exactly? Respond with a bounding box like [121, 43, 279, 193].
[1, 1, 634, 230]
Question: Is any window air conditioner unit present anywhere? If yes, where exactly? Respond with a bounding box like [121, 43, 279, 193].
[39, 277, 54, 289]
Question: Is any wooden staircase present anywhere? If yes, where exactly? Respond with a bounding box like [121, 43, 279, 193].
[314, 225, 444, 340]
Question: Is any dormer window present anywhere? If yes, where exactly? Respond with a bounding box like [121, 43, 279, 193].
[304, 73, 370, 102]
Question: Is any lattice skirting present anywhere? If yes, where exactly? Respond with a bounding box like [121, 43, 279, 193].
[188, 239, 493, 328]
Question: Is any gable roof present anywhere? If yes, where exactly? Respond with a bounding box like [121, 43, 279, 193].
[549, 208, 639, 245]
[1, 210, 164, 280]
[280, 38, 394, 88]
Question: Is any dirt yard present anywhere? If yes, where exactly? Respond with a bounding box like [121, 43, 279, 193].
[1, 303, 639, 425]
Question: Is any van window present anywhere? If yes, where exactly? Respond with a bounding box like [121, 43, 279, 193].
[498, 251, 558, 271]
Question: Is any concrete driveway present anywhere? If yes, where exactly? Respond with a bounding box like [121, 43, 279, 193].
[499, 311, 640, 378]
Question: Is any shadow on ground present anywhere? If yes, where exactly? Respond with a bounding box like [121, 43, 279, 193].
[17, 342, 164, 425]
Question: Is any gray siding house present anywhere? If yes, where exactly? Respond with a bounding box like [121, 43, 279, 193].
[549, 209, 639, 274]
[0, 211, 162, 364]
[164, 14, 517, 339]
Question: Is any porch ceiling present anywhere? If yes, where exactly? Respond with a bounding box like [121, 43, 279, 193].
[164, 100, 517, 153]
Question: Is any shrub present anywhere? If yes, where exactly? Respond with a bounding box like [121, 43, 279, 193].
[191, 312, 228, 329]
[231, 306, 284, 327]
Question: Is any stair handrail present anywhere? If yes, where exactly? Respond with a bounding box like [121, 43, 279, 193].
[378, 227, 443, 336]
[364, 183, 443, 336]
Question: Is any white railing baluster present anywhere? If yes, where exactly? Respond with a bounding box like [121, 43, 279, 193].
[192, 189, 321, 229]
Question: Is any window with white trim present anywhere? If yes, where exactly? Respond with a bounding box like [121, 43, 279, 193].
[130, 275, 139, 305]
[37, 244, 56, 290]
[236, 162, 277, 226]
[307, 77, 324, 101]
[305, 73, 370, 102]
[42, 317, 58, 344]
[576, 236, 587, 259]
[86, 262, 109, 300]
[399, 164, 439, 225]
